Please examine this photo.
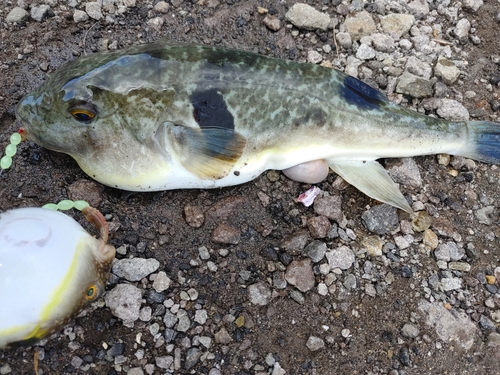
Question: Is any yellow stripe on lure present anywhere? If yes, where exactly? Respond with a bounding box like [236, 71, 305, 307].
[16, 41, 500, 212]
[0, 207, 115, 349]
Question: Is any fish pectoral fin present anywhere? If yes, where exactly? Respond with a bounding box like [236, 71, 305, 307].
[328, 160, 413, 213]
[162, 123, 246, 180]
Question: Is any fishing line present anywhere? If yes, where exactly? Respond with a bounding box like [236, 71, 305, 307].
[83, 22, 99, 55]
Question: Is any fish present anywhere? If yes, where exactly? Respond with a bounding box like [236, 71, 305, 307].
[16, 41, 500, 212]
[0, 207, 116, 349]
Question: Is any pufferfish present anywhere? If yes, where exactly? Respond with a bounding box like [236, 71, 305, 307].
[0, 207, 116, 349]
[16, 41, 500, 213]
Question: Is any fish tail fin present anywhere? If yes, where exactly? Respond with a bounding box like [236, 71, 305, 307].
[460, 121, 500, 164]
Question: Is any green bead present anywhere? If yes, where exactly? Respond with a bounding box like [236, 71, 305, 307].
[74, 200, 90, 210]
[0, 156, 12, 170]
[57, 200, 75, 210]
[5, 144, 17, 157]
[10, 133, 22, 145]
[42, 203, 58, 210]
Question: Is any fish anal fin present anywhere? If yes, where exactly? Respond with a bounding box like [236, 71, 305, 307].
[328, 160, 413, 213]
[160, 123, 246, 180]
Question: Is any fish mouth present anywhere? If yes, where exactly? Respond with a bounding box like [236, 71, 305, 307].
[15, 120, 33, 144]
[18, 126, 28, 142]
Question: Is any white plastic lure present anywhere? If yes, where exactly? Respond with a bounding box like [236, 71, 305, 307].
[0, 207, 116, 349]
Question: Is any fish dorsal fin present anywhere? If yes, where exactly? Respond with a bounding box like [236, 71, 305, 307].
[157, 123, 246, 180]
[328, 160, 412, 213]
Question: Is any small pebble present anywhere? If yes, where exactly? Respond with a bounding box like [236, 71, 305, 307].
[184, 204, 205, 227]
[211, 223, 240, 244]
[423, 229, 439, 250]
[184, 348, 202, 370]
[307, 50, 323, 64]
[30, 4, 50, 22]
[156, 356, 174, 370]
[479, 315, 496, 331]
[361, 204, 399, 235]
[306, 336, 325, 351]
[401, 323, 419, 338]
[399, 346, 411, 366]
[85, 2, 103, 20]
[248, 282, 272, 306]
[214, 327, 233, 344]
[73, 9, 89, 22]
[412, 211, 432, 232]
[307, 215, 330, 238]
[326, 245, 355, 270]
[305, 240, 327, 263]
[153, 271, 171, 292]
[6, 7, 29, 23]
[285, 259, 316, 292]
[153, 1, 170, 13]
[341, 329, 350, 338]
[485, 275, 496, 285]
[105, 284, 143, 322]
[263, 15, 281, 31]
[285, 3, 330, 31]
[272, 362, 286, 375]
[362, 235, 383, 257]
[112, 258, 160, 281]
[487, 332, 500, 347]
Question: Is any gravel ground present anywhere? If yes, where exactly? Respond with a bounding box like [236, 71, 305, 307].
[1, 0, 500, 374]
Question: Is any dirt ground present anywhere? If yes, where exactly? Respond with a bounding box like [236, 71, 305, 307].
[1, 1, 500, 374]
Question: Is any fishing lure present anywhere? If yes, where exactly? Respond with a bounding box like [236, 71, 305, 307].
[0, 205, 116, 349]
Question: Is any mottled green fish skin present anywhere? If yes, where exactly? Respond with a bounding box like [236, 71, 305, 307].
[16, 41, 500, 206]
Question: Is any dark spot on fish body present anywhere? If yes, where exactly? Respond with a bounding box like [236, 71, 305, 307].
[202, 47, 262, 70]
[341, 75, 388, 111]
[145, 44, 264, 72]
[190, 88, 235, 131]
[201, 73, 220, 81]
[303, 107, 327, 126]
[234, 171, 240, 176]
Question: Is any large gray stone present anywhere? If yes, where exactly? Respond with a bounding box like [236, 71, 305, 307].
[344, 11, 376, 41]
[285, 259, 315, 292]
[380, 14, 415, 38]
[361, 204, 399, 235]
[112, 258, 160, 281]
[396, 71, 433, 98]
[436, 99, 469, 121]
[105, 284, 142, 322]
[326, 245, 355, 270]
[419, 300, 478, 350]
[386, 158, 423, 189]
[285, 3, 330, 31]
[434, 57, 460, 85]
[248, 282, 272, 305]
[30, 4, 50, 22]
[6, 7, 29, 23]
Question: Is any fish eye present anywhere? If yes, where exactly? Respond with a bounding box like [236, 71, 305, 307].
[69, 105, 97, 122]
[85, 284, 100, 301]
